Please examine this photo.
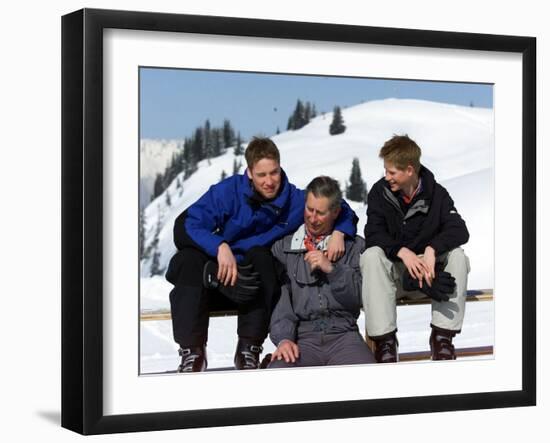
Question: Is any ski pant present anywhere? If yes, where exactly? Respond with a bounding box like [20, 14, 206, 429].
[167, 245, 280, 347]
[268, 330, 376, 368]
[360, 246, 470, 338]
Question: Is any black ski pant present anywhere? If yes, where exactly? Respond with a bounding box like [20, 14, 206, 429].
[167, 246, 280, 348]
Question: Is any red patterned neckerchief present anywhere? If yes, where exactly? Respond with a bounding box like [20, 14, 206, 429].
[304, 229, 327, 252]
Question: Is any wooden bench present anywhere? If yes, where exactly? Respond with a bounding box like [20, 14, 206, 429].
[141, 289, 494, 362]
[141, 293, 242, 322]
[140, 289, 493, 321]
[396, 288, 493, 306]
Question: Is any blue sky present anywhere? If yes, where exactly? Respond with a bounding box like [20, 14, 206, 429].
[140, 67, 493, 140]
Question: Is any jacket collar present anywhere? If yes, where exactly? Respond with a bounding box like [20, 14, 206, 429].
[381, 165, 435, 220]
[242, 168, 291, 210]
[287, 224, 333, 253]
[417, 165, 435, 197]
[382, 164, 436, 200]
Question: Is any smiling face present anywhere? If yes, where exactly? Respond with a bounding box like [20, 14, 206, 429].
[304, 192, 341, 237]
[247, 158, 282, 200]
[383, 160, 416, 193]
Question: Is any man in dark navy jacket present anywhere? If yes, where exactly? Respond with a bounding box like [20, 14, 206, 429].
[360, 135, 470, 363]
[166, 137, 358, 372]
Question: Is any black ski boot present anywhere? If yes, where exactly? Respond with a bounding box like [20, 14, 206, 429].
[234, 339, 263, 370]
[430, 326, 457, 360]
[373, 331, 399, 363]
[177, 345, 207, 372]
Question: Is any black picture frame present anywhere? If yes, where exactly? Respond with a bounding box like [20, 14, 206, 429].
[61, 8, 536, 435]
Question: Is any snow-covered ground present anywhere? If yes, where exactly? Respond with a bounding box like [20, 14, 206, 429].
[140, 277, 494, 373]
[139, 98, 495, 374]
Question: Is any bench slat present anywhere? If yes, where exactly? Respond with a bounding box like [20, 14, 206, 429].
[140, 289, 494, 321]
[398, 345, 494, 361]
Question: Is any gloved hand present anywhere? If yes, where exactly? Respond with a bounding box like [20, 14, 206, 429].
[203, 261, 261, 304]
[402, 270, 456, 302]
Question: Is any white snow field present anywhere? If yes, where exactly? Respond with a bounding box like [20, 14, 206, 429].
[139, 98, 495, 373]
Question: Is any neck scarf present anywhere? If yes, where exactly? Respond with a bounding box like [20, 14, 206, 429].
[304, 228, 327, 252]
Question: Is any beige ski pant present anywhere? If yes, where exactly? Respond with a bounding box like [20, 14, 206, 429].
[360, 246, 470, 338]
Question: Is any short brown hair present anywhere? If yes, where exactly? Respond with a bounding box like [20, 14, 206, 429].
[244, 137, 280, 169]
[305, 176, 342, 211]
[379, 134, 421, 173]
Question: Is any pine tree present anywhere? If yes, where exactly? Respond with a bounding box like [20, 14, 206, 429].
[175, 177, 183, 197]
[183, 137, 197, 179]
[287, 116, 293, 131]
[329, 106, 346, 135]
[345, 158, 367, 203]
[233, 158, 242, 175]
[223, 119, 235, 149]
[287, 99, 318, 130]
[165, 190, 171, 207]
[153, 173, 164, 199]
[150, 214, 163, 276]
[220, 170, 227, 182]
[293, 99, 307, 129]
[204, 119, 212, 158]
[139, 207, 146, 260]
[304, 102, 311, 123]
[211, 127, 222, 157]
[162, 152, 179, 191]
[192, 127, 204, 162]
[233, 133, 244, 156]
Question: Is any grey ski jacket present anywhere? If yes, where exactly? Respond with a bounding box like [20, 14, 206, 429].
[269, 224, 365, 346]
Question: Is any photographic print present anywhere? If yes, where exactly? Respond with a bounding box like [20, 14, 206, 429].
[138, 68, 495, 374]
[62, 8, 535, 434]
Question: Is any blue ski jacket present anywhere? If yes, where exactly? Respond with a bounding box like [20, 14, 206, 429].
[183, 169, 358, 262]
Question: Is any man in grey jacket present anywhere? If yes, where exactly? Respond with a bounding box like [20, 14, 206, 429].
[268, 176, 375, 368]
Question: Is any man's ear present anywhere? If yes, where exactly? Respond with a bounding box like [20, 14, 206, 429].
[406, 165, 415, 177]
[333, 206, 342, 219]
[246, 168, 252, 179]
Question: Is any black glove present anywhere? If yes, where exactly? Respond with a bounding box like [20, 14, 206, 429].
[202, 261, 261, 304]
[402, 270, 456, 302]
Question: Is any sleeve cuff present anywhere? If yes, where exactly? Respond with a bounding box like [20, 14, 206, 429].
[202, 235, 226, 257]
[428, 240, 443, 255]
[388, 245, 402, 261]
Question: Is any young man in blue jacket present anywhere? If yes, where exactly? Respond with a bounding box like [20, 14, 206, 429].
[166, 137, 358, 372]
[360, 135, 470, 363]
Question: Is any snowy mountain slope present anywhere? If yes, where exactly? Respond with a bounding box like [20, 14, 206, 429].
[140, 139, 184, 208]
[141, 98, 494, 289]
[439, 168, 494, 288]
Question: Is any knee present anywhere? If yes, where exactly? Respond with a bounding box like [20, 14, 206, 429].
[444, 248, 470, 277]
[360, 246, 386, 268]
[267, 358, 296, 369]
[165, 248, 207, 285]
[446, 248, 469, 266]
